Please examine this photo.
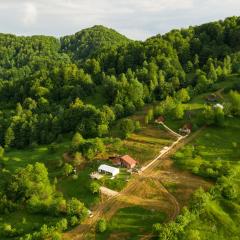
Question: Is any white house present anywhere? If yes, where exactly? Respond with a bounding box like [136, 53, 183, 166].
[213, 103, 224, 110]
[98, 164, 119, 176]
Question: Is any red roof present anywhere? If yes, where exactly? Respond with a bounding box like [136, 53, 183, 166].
[120, 155, 137, 165]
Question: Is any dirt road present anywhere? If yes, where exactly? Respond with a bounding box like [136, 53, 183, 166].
[63, 127, 208, 240]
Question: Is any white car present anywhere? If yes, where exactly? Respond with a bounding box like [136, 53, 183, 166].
[88, 210, 94, 218]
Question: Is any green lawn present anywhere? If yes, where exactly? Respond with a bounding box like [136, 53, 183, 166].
[96, 206, 166, 240]
[58, 163, 130, 207]
[100, 168, 131, 191]
[57, 162, 100, 208]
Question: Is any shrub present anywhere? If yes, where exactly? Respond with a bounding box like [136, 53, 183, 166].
[56, 218, 68, 231]
[96, 218, 107, 233]
[90, 181, 100, 194]
[70, 216, 79, 227]
[118, 118, 135, 139]
[63, 163, 73, 176]
[51, 231, 62, 240]
[2, 223, 16, 237]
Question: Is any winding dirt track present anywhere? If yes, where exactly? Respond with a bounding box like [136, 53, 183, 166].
[63, 127, 206, 240]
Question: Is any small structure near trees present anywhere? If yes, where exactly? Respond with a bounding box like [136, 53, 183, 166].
[179, 123, 192, 135]
[110, 155, 137, 169]
[98, 164, 119, 177]
[155, 116, 165, 123]
[213, 103, 224, 110]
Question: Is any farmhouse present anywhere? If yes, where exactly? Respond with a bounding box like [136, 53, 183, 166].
[98, 164, 119, 176]
[111, 155, 137, 169]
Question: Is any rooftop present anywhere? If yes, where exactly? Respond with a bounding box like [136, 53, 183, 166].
[121, 155, 137, 165]
[98, 164, 119, 175]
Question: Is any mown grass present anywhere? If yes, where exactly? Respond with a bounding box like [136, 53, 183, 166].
[96, 206, 166, 240]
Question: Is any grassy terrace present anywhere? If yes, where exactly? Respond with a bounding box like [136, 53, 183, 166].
[115, 104, 176, 165]
[119, 126, 174, 165]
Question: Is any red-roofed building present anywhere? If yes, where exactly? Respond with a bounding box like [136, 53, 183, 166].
[110, 155, 137, 169]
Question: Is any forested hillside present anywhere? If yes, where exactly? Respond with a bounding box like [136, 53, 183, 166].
[1, 17, 240, 150]
[0, 16, 240, 240]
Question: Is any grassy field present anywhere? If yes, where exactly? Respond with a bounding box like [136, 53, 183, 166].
[193, 117, 240, 162]
[58, 164, 130, 208]
[57, 162, 100, 208]
[96, 206, 166, 240]
[101, 168, 131, 191]
[0, 211, 59, 240]
[174, 117, 240, 173]
[1, 139, 71, 176]
[0, 139, 72, 238]
[172, 77, 240, 176]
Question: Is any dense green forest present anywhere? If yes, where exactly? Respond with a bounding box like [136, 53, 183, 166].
[0, 16, 240, 239]
[1, 17, 240, 149]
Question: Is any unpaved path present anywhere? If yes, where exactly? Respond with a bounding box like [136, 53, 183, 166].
[100, 186, 119, 197]
[155, 120, 182, 138]
[63, 126, 208, 240]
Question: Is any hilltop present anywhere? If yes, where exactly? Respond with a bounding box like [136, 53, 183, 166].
[60, 25, 131, 60]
